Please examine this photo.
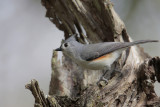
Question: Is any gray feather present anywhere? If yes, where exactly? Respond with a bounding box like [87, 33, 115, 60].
[80, 40, 158, 61]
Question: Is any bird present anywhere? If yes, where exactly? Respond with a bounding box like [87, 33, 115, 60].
[55, 34, 158, 71]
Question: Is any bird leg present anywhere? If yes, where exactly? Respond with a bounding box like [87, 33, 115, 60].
[97, 69, 110, 86]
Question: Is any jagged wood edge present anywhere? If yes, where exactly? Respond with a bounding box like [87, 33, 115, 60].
[25, 79, 60, 107]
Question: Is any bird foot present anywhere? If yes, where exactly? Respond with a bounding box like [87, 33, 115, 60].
[97, 77, 108, 87]
[97, 70, 110, 87]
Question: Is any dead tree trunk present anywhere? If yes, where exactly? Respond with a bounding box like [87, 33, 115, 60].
[26, 0, 160, 106]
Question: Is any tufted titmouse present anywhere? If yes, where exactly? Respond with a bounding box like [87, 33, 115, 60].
[55, 34, 158, 70]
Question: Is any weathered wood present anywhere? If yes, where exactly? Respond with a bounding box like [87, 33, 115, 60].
[26, 0, 160, 106]
[25, 79, 60, 107]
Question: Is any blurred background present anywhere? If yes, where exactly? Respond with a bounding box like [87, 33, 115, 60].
[0, 0, 160, 106]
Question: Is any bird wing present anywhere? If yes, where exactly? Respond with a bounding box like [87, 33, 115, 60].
[80, 42, 123, 61]
[80, 40, 158, 61]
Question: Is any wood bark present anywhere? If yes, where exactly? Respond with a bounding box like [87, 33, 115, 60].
[26, 0, 160, 106]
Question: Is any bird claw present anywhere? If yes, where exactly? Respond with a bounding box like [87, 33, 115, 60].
[97, 70, 110, 87]
[97, 76, 108, 87]
[101, 77, 108, 83]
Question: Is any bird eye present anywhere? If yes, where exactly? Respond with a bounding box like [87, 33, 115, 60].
[64, 43, 68, 47]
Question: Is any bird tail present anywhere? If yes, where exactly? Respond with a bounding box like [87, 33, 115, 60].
[113, 40, 158, 53]
[130, 40, 158, 46]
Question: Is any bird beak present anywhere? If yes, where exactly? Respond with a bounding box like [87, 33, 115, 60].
[55, 47, 62, 51]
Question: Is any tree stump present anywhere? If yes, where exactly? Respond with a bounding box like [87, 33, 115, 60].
[26, 0, 160, 106]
